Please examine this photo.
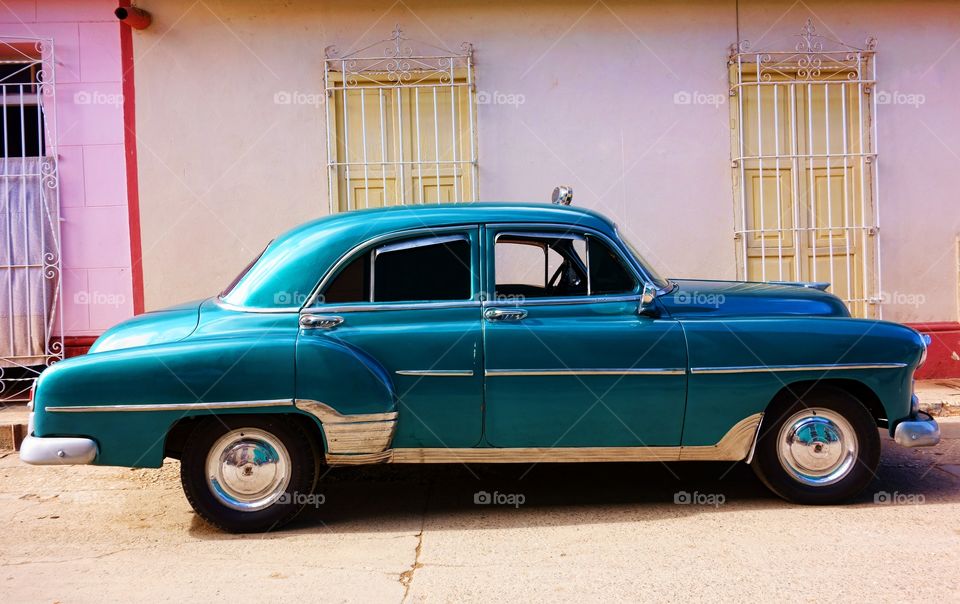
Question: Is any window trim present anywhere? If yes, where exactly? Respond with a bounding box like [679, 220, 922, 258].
[486, 223, 645, 306]
[305, 225, 481, 311]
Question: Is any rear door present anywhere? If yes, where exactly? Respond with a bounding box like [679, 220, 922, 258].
[296, 227, 484, 448]
[481, 226, 688, 447]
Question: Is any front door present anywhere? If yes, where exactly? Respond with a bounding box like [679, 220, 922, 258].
[296, 227, 484, 448]
[482, 227, 688, 447]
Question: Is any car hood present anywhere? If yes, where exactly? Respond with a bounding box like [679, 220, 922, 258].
[657, 279, 850, 318]
[87, 299, 205, 353]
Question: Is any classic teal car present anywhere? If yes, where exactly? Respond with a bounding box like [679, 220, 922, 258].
[22, 202, 939, 532]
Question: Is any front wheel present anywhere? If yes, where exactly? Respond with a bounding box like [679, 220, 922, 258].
[180, 416, 319, 533]
[751, 388, 880, 504]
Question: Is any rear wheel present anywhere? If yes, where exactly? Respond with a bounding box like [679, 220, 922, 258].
[180, 416, 319, 533]
[752, 388, 880, 504]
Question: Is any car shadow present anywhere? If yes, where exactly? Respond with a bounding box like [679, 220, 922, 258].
[188, 437, 960, 538]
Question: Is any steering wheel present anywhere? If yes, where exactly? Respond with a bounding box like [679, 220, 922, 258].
[547, 262, 565, 291]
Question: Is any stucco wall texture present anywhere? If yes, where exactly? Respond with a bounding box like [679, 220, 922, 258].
[130, 0, 959, 324]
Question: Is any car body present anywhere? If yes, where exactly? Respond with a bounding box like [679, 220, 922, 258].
[21, 202, 940, 531]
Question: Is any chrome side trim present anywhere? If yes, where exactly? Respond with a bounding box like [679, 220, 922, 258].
[317, 301, 481, 313]
[294, 400, 397, 424]
[678, 413, 763, 461]
[19, 435, 98, 465]
[480, 294, 641, 308]
[325, 451, 394, 465]
[690, 362, 907, 375]
[389, 447, 682, 463]
[324, 413, 763, 465]
[745, 413, 765, 464]
[395, 370, 475, 377]
[46, 399, 294, 413]
[485, 368, 686, 377]
[294, 399, 397, 455]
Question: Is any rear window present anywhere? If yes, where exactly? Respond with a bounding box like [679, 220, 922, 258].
[323, 234, 472, 304]
[220, 242, 270, 298]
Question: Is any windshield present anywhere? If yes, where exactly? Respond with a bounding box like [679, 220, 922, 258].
[220, 242, 270, 298]
[617, 229, 671, 290]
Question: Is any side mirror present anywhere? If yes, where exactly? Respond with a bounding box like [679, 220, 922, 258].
[638, 283, 658, 314]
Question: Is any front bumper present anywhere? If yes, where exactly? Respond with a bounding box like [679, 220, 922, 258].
[20, 434, 98, 465]
[20, 412, 98, 465]
[894, 410, 940, 448]
[19, 409, 98, 465]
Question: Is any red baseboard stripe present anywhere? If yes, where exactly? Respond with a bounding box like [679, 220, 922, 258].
[906, 322, 960, 379]
[63, 336, 98, 358]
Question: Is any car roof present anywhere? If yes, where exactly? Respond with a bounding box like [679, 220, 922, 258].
[281, 202, 614, 238]
[221, 202, 618, 309]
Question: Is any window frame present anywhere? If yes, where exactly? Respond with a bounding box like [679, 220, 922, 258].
[306, 225, 482, 311]
[485, 223, 645, 306]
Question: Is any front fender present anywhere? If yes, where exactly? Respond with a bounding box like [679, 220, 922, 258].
[33, 315, 298, 467]
[680, 317, 925, 445]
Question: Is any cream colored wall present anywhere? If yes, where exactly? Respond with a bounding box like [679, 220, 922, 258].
[132, 0, 959, 323]
[131, 0, 737, 310]
[739, 0, 960, 323]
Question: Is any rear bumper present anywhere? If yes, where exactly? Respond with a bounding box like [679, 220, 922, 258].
[893, 409, 940, 448]
[20, 434, 98, 465]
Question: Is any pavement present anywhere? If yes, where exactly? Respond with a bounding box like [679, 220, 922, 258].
[1, 419, 959, 602]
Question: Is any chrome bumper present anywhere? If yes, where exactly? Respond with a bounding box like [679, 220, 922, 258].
[894, 411, 940, 448]
[19, 434, 98, 465]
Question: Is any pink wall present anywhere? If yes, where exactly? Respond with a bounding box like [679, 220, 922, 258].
[0, 0, 134, 337]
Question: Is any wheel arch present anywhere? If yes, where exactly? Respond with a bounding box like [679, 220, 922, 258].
[764, 378, 887, 428]
[164, 411, 327, 461]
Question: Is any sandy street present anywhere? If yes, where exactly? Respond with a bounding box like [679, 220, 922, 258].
[2, 423, 959, 603]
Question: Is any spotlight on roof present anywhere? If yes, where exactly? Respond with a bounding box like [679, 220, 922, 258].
[551, 186, 573, 205]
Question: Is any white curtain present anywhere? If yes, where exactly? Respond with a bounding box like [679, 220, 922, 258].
[0, 156, 60, 368]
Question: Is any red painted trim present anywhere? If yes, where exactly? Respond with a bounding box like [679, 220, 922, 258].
[905, 322, 960, 333]
[119, 0, 145, 316]
[63, 336, 98, 358]
[906, 322, 960, 379]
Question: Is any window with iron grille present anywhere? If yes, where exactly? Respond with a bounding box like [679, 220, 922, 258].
[729, 20, 880, 318]
[0, 36, 62, 402]
[324, 27, 478, 213]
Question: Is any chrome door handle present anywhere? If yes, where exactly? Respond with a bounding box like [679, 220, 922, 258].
[484, 308, 528, 321]
[299, 314, 344, 329]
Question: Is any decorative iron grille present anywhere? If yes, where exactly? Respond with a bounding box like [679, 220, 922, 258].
[729, 20, 880, 318]
[324, 26, 477, 213]
[0, 36, 62, 402]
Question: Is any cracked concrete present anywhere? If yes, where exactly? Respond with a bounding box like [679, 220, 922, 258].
[2, 422, 960, 602]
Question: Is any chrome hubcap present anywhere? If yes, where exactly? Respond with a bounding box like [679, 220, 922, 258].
[205, 428, 291, 512]
[777, 408, 858, 486]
